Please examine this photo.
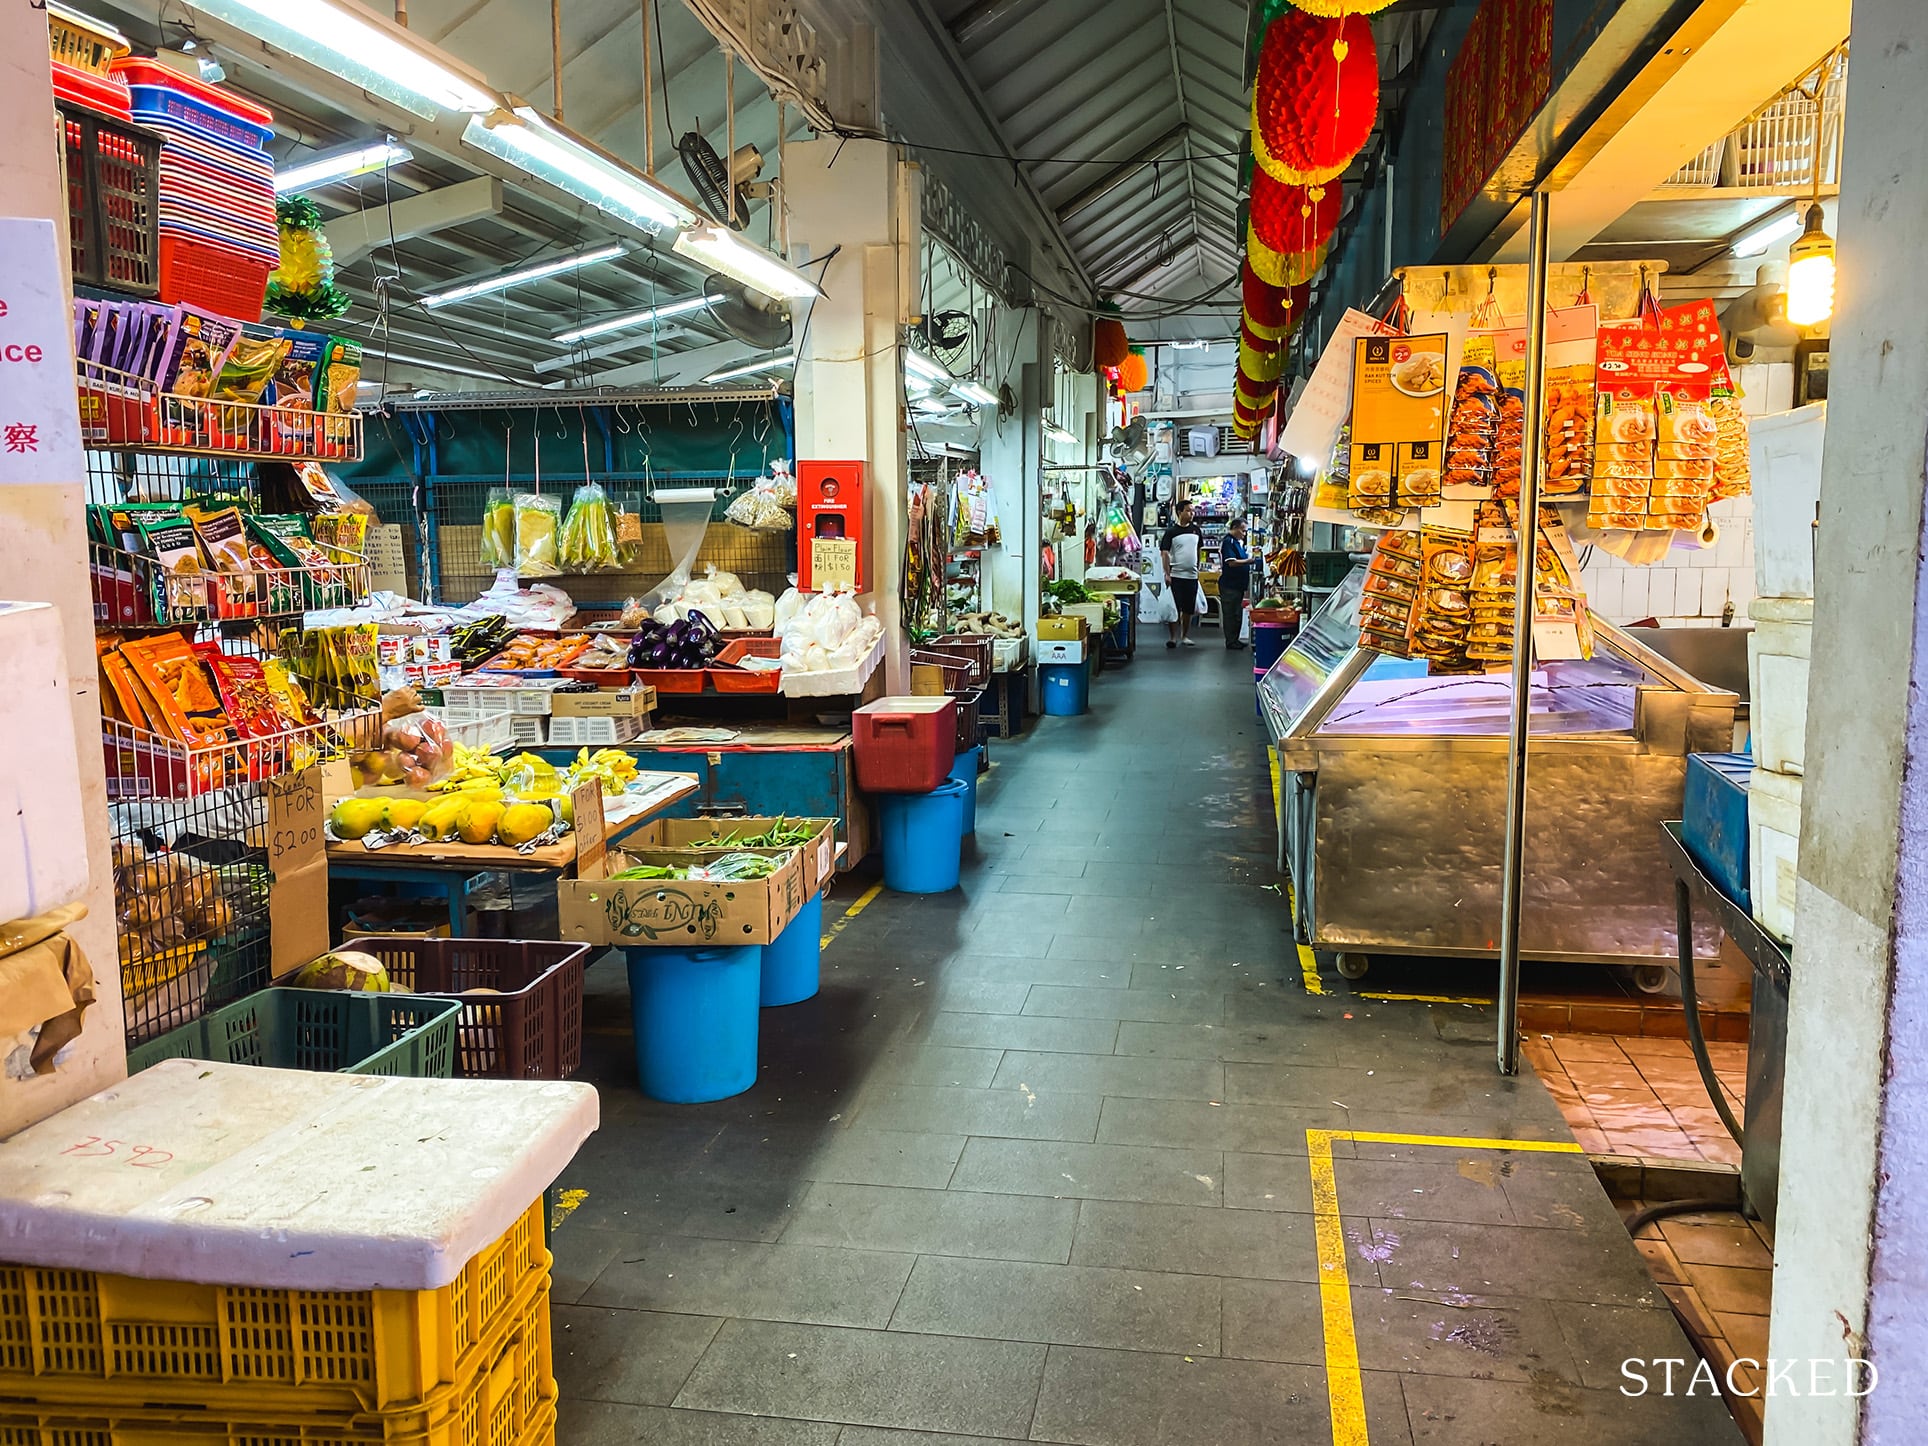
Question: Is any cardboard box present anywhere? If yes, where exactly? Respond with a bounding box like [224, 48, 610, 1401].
[1062, 602, 1108, 636]
[623, 816, 838, 898]
[1036, 615, 1089, 642]
[1035, 639, 1086, 665]
[558, 845, 808, 947]
[551, 686, 656, 718]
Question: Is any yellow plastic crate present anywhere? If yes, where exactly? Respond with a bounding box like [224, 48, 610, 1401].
[0, 1200, 546, 1414]
[0, 1306, 554, 1446]
[47, 5, 129, 75]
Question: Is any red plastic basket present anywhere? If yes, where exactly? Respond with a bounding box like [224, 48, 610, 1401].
[853, 696, 958, 793]
[558, 666, 632, 685]
[158, 232, 271, 320]
[59, 101, 159, 297]
[710, 637, 782, 694]
[112, 57, 275, 132]
[277, 938, 590, 1080]
[633, 666, 708, 694]
[53, 61, 131, 120]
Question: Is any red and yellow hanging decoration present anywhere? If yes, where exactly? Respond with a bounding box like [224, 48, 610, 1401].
[1118, 350, 1149, 394]
[1249, 171, 1343, 256]
[1093, 318, 1130, 370]
[1252, 9, 1378, 187]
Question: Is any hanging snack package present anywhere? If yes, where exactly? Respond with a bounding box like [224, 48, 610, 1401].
[210, 329, 294, 405]
[560, 482, 619, 571]
[480, 488, 516, 569]
[1411, 527, 1476, 671]
[315, 336, 363, 447]
[514, 492, 563, 576]
[1653, 387, 1718, 533]
[155, 306, 241, 400]
[1709, 361, 1752, 501]
[1360, 530, 1424, 657]
[134, 513, 209, 621]
[1588, 386, 1658, 533]
[1444, 337, 1500, 496]
[614, 499, 645, 565]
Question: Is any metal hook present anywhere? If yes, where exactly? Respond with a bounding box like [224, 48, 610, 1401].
[614, 404, 633, 435]
[1485, 266, 1498, 298]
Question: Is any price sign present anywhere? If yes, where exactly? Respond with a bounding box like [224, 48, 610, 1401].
[268, 769, 328, 970]
[0, 219, 85, 486]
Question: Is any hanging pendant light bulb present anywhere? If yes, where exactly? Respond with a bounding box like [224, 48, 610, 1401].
[1785, 204, 1836, 328]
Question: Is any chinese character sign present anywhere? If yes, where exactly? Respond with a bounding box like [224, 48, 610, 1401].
[0, 218, 85, 485]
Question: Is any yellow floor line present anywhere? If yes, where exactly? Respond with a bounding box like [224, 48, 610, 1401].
[1360, 992, 1492, 1005]
[1308, 1128, 1369, 1446]
[1309, 1129, 1588, 1442]
[821, 881, 884, 948]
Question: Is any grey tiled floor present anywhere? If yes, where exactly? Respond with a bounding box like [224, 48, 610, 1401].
[551, 646, 1745, 1445]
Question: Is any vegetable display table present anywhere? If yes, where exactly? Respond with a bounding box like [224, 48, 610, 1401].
[327, 772, 698, 936]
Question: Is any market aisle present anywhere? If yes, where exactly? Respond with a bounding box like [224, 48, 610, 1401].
[550, 647, 1745, 1446]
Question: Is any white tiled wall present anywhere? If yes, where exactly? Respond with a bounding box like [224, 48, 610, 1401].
[1580, 495, 1757, 626]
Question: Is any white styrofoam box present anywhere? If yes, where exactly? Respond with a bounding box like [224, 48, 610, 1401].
[1748, 596, 1812, 776]
[992, 636, 1024, 672]
[1035, 639, 1087, 665]
[0, 1059, 598, 1289]
[546, 714, 643, 747]
[1750, 766, 1802, 945]
[1749, 403, 1826, 598]
[0, 602, 88, 921]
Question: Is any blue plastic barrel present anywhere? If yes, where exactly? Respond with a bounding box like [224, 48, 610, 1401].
[761, 891, 824, 1006]
[877, 779, 969, 893]
[625, 944, 760, 1102]
[1039, 662, 1090, 715]
[947, 745, 983, 834]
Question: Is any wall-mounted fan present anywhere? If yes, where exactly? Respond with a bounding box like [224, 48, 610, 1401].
[679, 128, 766, 230]
[1106, 415, 1151, 468]
[915, 309, 972, 366]
[705, 274, 792, 350]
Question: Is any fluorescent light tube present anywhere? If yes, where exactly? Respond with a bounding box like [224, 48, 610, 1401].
[276, 141, 412, 193]
[1732, 211, 1802, 258]
[363, 349, 518, 383]
[553, 294, 717, 344]
[183, 0, 498, 118]
[465, 109, 694, 232]
[952, 380, 999, 407]
[1043, 419, 1077, 445]
[674, 223, 822, 301]
[419, 244, 625, 310]
[903, 347, 951, 383]
[701, 351, 796, 384]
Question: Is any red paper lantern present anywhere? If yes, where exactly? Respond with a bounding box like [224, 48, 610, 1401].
[1250, 172, 1344, 256]
[1253, 10, 1378, 186]
[1093, 318, 1130, 369]
[1235, 370, 1275, 410]
[1242, 261, 1291, 339]
[1247, 224, 1329, 288]
[1241, 316, 1282, 356]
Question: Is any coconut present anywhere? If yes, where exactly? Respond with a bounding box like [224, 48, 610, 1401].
[292, 950, 393, 992]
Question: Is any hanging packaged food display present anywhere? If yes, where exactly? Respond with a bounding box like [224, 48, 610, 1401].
[1348, 333, 1448, 511]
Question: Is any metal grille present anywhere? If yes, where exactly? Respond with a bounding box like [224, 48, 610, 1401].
[351, 473, 793, 606]
[1661, 47, 1848, 191]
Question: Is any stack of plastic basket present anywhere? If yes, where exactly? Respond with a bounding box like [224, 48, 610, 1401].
[110, 57, 279, 320]
[0, 1058, 598, 1446]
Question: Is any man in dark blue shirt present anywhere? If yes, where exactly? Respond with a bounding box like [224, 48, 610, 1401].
[1219, 517, 1252, 651]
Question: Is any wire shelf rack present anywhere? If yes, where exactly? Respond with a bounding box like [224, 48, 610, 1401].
[91, 541, 371, 627]
[78, 361, 363, 462]
[103, 709, 380, 802]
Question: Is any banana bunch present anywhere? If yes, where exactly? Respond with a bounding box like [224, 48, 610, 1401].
[562, 747, 640, 796]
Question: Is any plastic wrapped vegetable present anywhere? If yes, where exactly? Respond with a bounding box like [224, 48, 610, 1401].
[513, 492, 562, 576]
[480, 488, 516, 569]
[560, 483, 618, 571]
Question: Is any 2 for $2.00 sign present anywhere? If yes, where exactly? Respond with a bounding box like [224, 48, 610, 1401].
[0, 217, 86, 485]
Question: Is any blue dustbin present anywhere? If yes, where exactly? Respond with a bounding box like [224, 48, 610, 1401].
[1039, 662, 1090, 716]
[761, 891, 824, 1006]
[876, 779, 969, 893]
[947, 745, 983, 834]
[625, 944, 761, 1102]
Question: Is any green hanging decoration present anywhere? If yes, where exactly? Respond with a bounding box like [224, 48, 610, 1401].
[264, 195, 352, 322]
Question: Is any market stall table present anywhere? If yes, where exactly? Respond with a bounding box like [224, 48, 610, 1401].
[327, 772, 699, 936]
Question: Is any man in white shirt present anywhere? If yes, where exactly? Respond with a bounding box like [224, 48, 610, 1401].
[1159, 501, 1204, 649]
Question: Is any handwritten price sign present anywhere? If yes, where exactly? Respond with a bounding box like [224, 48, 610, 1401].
[61, 1137, 174, 1168]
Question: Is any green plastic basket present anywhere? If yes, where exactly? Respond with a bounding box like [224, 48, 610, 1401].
[126, 988, 460, 1077]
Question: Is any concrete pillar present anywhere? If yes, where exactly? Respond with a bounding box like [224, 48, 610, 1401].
[979, 306, 1048, 678]
[785, 137, 913, 689]
[0, 0, 124, 1132]
[1766, 3, 1928, 1442]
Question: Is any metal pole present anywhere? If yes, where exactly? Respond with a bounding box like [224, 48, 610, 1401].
[551, 0, 565, 121]
[1496, 189, 1552, 1076]
[641, 0, 655, 174]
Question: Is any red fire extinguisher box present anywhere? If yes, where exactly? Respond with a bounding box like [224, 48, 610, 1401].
[797, 460, 865, 591]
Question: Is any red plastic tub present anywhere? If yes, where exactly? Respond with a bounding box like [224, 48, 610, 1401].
[633, 666, 707, 694]
[853, 695, 958, 793]
[710, 637, 782, 695]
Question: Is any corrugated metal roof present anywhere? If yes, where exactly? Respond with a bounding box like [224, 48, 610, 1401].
[930, 0, 1252, 312]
